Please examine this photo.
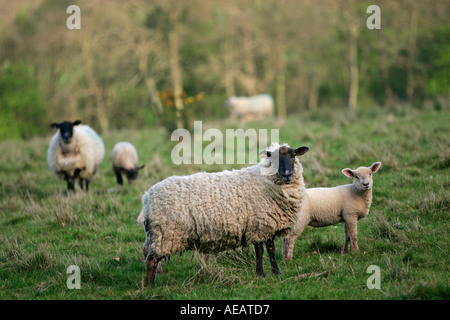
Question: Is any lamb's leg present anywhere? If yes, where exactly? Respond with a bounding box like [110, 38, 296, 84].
[254, 242, 265, 277]
[344, 219, 358, 253]
[283, 221, 308, 261]
[114, 169, 123, 186]
[85, 179, 90, 191]
[351, 223, 359, 252]
[265, 238, 280, 275]
[282, 236, 295, 261]
[283, 216, 309, 261]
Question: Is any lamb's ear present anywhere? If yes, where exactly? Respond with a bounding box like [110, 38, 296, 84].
[50, 123, 59, 129]
[73, 120, 82, 126]
[294, 146, 309, 156]
[342, 168, 354, 178]
[137, 165, 145, 170]
[370, 162, 382, 173]
[259, 150, 272, 158]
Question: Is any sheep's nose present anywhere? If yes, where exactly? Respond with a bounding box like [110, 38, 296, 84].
[281, 171, 293, 182]
[283, 170, 292, 176]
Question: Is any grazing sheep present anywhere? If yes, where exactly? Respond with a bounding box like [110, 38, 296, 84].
[47, 120, 105, 192]
[283, 162, 382, 260]
[111, 142, 145, 186]
[137, 143, 309, 288]
[224, 94, 274, 121]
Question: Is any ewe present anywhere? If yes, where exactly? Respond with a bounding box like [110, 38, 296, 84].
[47, 120, 105, 192]
[137, 143, 309, 288]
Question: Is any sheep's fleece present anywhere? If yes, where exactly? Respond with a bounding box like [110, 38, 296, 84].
[47, 124, 105, 181]
[137, 143, 306, 257]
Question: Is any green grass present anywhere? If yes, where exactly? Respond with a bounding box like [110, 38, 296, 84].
[0, 105, 449, 300]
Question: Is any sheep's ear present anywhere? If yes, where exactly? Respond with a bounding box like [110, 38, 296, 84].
[294, 146, 309, 156]
[138, 165, 145, 170]
[259, 150, 272, 158]
[370, 162, 382, 173]
[342, 168, 354, 178]
[73, 120, 82, 126]
[50, 123, 59, 129]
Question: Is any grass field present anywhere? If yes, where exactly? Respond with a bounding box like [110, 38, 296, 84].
[0, 105, 449, 300]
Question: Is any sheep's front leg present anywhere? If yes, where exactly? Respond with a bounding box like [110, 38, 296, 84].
[84, 179, 90, 191]
[265, 238, 280, 275]
[78, 178, 84, 190]
[344, 219, 359, 253]
[283, 216, 309, 261]
[282, 236, 296, 261]
[67, 179, 75, 192]
[114, 169, 123, 186]
[254, 243, 265, 277]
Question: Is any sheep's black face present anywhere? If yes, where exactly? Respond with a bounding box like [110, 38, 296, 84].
[126, 169, 139, 181]
[51, 120, 81, 144]
[125, 165, 145, 182]
[277, 146, 296, 183]
[260, 145, 309, 184]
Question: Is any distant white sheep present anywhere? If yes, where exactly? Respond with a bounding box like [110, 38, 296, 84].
[137, 143, 309, 288]
[111, 142, 145, 185]
[283, 162, 382, 260]
[47, 120, 105, 192]
[224, 94, 274, 121]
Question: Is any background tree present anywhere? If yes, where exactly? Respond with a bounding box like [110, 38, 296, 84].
[0, 0, 448, 138]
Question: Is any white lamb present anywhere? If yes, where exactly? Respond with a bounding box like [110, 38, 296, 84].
[283, 162, 382, 260]
[137, 143, 309, 288]
[111, 142, 145, 185]
[47, 120, 105, 192]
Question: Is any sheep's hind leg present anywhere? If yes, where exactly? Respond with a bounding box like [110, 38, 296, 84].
[254, 242, 265, 277]
[265, 238, 280, 275]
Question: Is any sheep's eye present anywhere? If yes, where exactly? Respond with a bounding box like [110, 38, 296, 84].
[369, 173, 372, 176]
[355, 175, 360, 179]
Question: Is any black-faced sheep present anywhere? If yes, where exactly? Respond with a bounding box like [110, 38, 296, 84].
[137, 143, 309, 288]
[111, 142, 145, 186]
[47, 120, 105, 192]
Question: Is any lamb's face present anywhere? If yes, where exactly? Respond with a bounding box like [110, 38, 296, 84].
[260, 145, 309, 183]
[51, 120, 82, 144]
[342, 162, 382, 191]
[125, 165, 145, 182]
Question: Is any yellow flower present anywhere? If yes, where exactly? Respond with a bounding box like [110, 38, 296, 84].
[186, 97, 195, 104]
[195, 92, 204, 101]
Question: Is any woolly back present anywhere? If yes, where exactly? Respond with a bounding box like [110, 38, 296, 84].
[76, 125, 104, 149]
[111, 142, 138, 168]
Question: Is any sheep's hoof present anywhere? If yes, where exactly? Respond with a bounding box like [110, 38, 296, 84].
[256, 271, 266, 277]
